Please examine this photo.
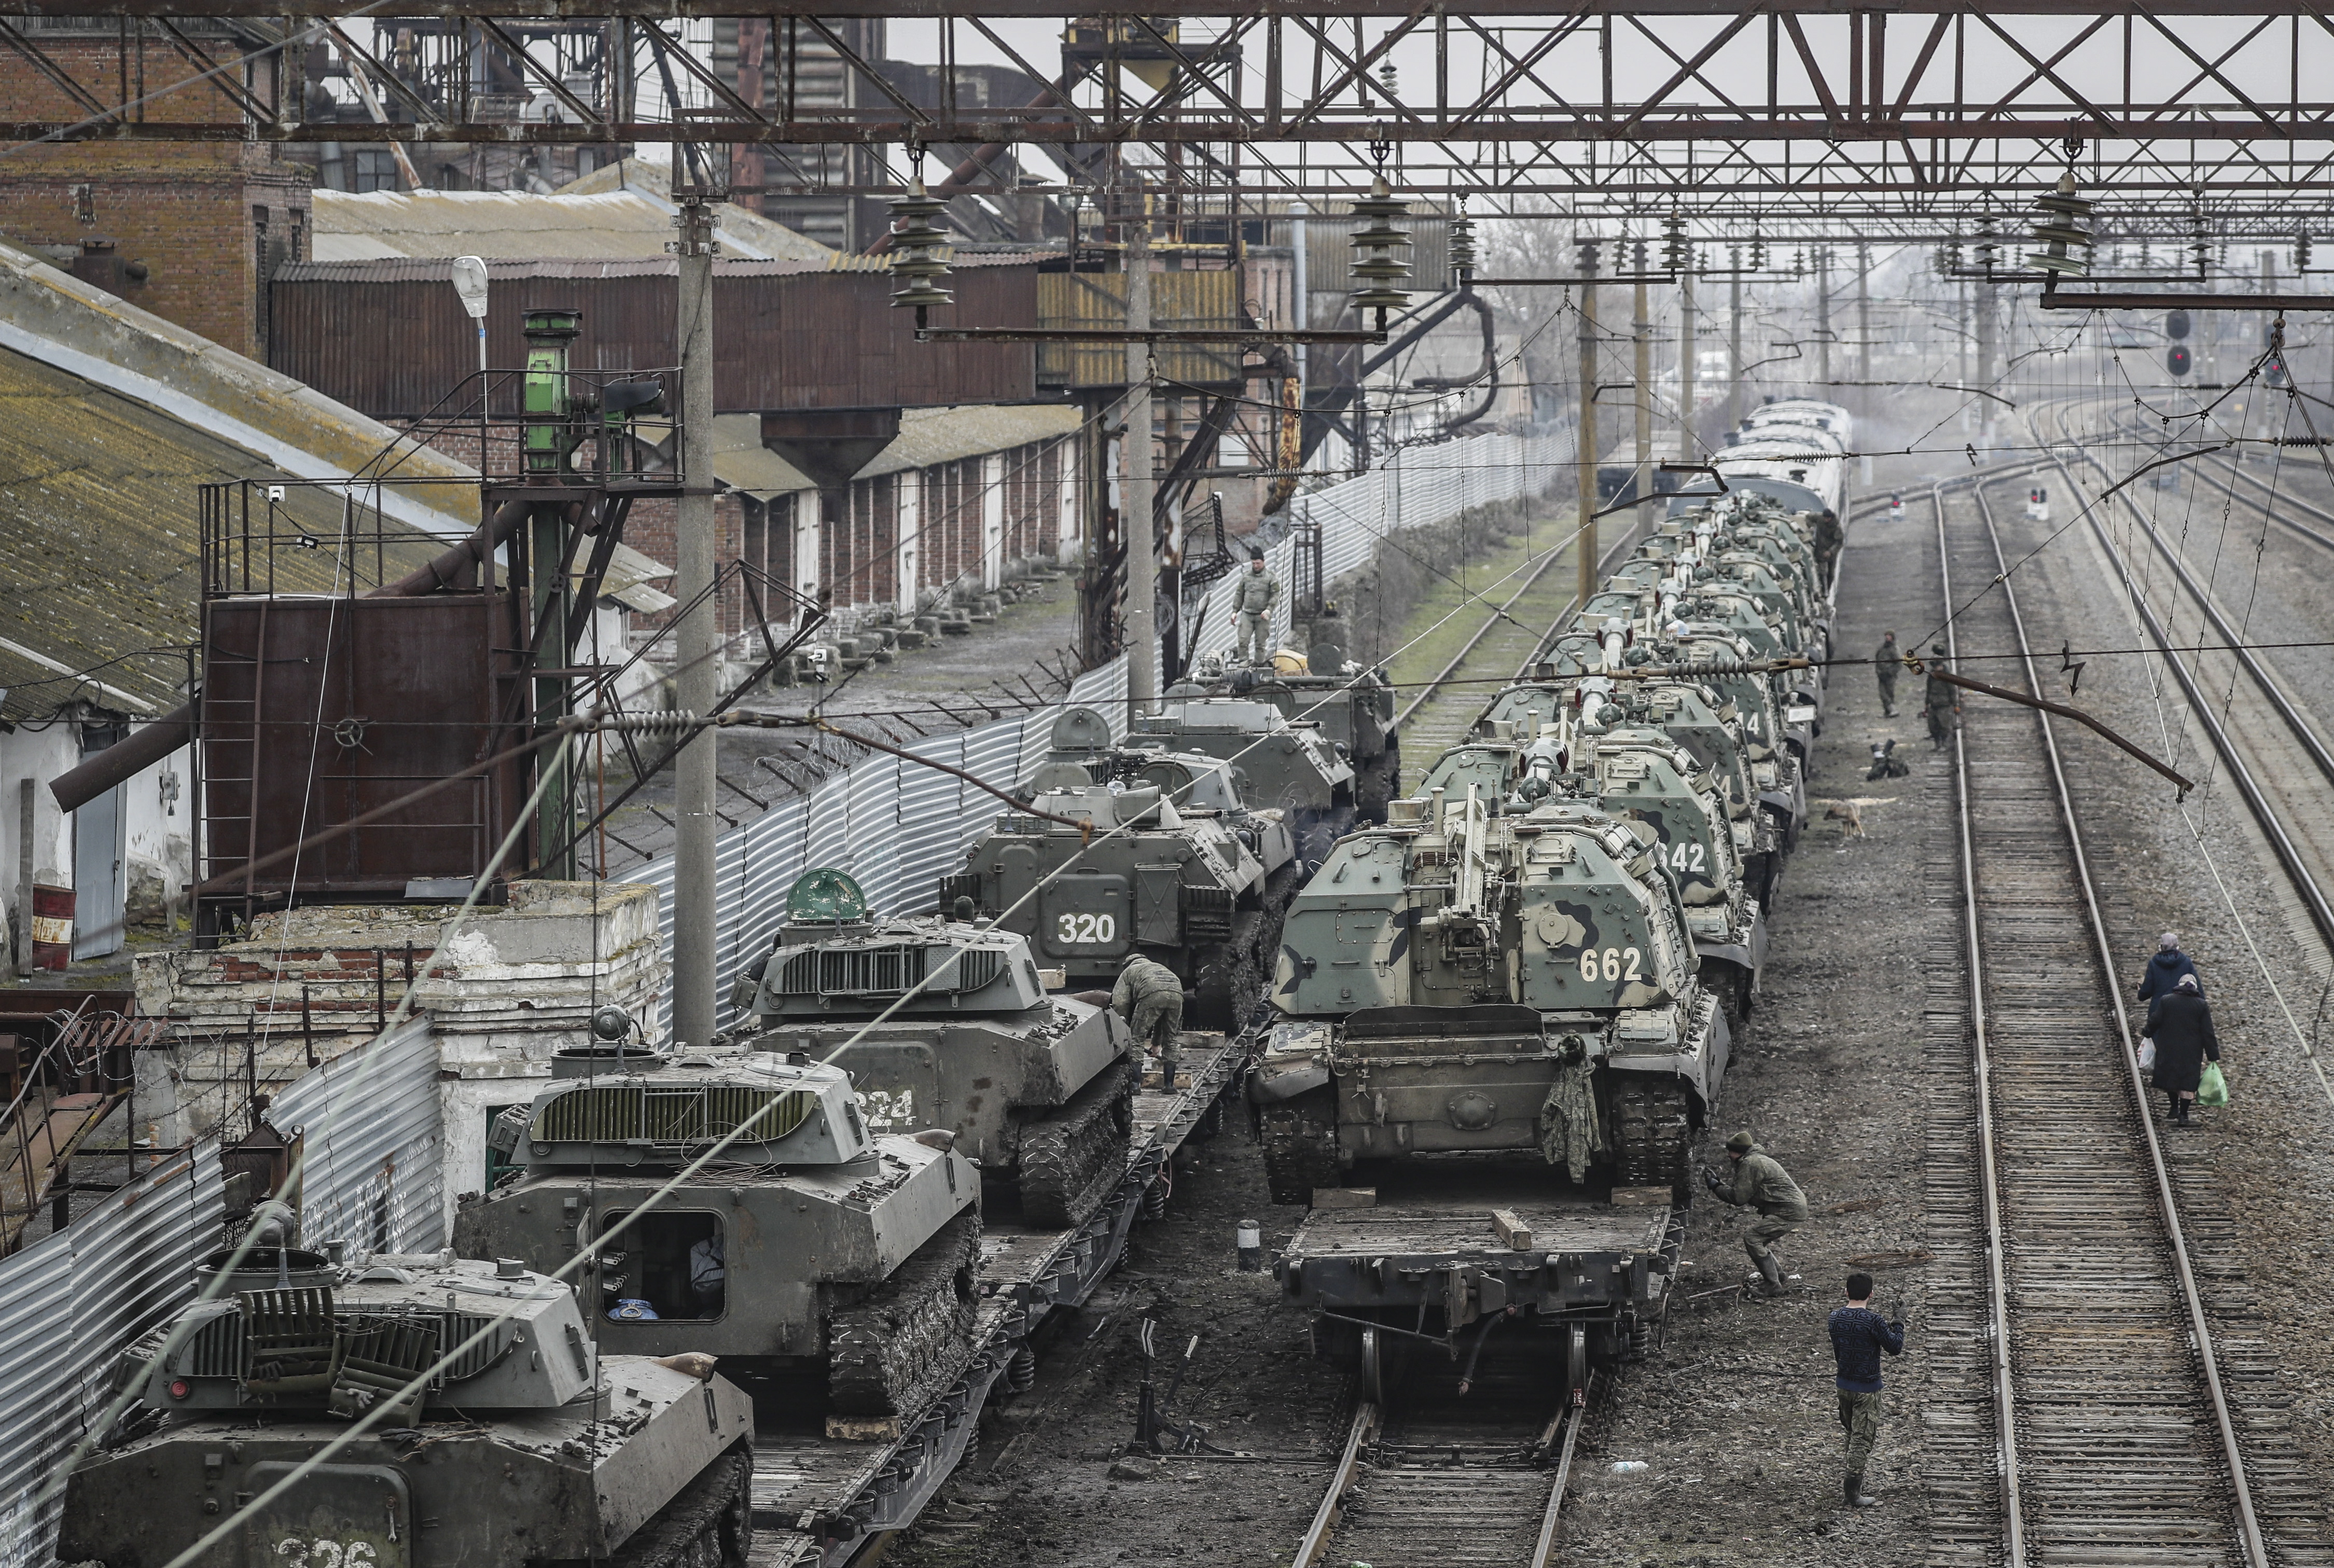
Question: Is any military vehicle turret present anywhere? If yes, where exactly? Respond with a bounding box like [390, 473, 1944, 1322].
[729, 868, 1135, 1227]
[943, 775, 1286, 1030]
[1038, 706, 1298, 881]
[1173, 605, 1401, 822]
[1128, 697, 1357, 863]
[454, 1023, 981, 1422]
[61, 1236, 756, 1568]
[1253, 786, 1729, 1204]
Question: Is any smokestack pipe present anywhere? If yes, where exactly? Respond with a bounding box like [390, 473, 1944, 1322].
[49, 502, 535, 813]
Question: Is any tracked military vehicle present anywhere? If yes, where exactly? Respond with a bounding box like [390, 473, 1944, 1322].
[730, 869, 1135, 1227]
[61, 1238, 756, 1568]
[1129, 697, 1357, 864]
[1253, 785, 1728, 1204]
[1483, 670, 1783, 906]
[1038, 705, 1298, 881]
[944, 773, 1290, 1031]
[1173, 607, 1401, 822]
[454, 1026, 980, 1421]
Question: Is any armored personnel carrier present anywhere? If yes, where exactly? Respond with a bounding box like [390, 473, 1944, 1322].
[61, 1238, 756, 1568]
[1130, 697, 1357, 863]
[730, 868, 1135, 1227]
[1037, 705, 1298, 881]
[1253, 786, 1728, 1204]
[454, 1032, 980, 1421]
[1174, 607, 1401, 822]
[944, 774, 1288, 1031]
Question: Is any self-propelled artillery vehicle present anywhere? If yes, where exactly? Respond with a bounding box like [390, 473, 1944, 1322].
[1174, 606, 1401, 822]
[61, 1234, 757, 1568]
[454, 1030, 980, 1423]
[1253, 785, 1729, 1204]
[729, 869, 1135, 1227]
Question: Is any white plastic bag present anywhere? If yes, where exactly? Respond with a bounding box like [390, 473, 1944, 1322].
[2137, 1038, 2157, 1072]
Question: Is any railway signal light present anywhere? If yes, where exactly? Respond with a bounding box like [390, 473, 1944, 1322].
[2298, 232, 2314, 271]
[2167, 344, 2192, 377]
[2166, 310, 2191, 340]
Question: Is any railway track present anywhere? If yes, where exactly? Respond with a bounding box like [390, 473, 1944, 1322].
[2027, 399, 2334, 949]
[1388, 517, 1645, 778]
[1921, 476, 2333, 1567]
[1293, 1345, 1590, 1568]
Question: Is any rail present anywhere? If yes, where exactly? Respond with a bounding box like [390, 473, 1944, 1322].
[1936, 475, 2271, 1567]
[1293, 1376, 1582, 1568]
[2032, 399, 2334, 947]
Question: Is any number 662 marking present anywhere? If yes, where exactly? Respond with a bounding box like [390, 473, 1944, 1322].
[1576, 946, 1642, 983]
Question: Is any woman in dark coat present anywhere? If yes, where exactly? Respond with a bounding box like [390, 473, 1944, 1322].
[2141, 972, 2219, 1125]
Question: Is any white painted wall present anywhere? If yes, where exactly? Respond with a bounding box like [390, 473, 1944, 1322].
[980, 454, 1004, 591]
[1, 724, 79, 963]
[1057, 438, 1080, 562]
[896, 471, 922, 608]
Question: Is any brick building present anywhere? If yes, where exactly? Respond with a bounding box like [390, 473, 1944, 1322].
[0, 18, 312, 361]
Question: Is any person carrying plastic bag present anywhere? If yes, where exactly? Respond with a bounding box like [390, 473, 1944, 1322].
[2138, 971, 2219, 1126]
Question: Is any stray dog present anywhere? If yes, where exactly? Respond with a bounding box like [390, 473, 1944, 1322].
[1824, 800, 1867, 838]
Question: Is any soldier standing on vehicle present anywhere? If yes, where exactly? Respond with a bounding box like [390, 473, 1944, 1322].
[1233, 546, 1281, 666]
[1702, 1130, 1810, 1296]
[1873, 631, 1900, 717]
[1924, 644, 1960, 751]
[1828, 1271, 1906, 1509]
[1112, 952, 1186, 1088]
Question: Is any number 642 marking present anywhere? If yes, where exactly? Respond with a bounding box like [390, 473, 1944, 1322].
[1576, 946, 1642, 983]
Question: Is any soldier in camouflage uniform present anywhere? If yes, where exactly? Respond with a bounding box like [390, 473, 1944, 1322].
[1925, 643, 1960, 751]
[1702, 1130, 1809, 1295]
[1232, 546, 1281, 665]
[1873, 631, 1900, 717]
[1113, 952, 1186, 1087]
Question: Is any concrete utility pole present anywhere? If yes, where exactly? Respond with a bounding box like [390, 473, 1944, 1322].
[1576, 244, 1601, 607]
[1855, 241, 1872, 483]
[672, 186, 718, 1049]
[1123, 215, 1157, 712]
[1815, 248, 1832, 392]
[1633, 271, 1653, 536]
[1975, 280, 1997, 448]
[1679, 267, 1697, 462]
[1728, 251, 1744, 434]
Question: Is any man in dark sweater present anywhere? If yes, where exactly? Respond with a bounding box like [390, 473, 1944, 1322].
[1828, 1271, 1907, 1508]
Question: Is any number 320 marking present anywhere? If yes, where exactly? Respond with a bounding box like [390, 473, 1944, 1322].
[1576, 946, 1642, 983]
[1055, 912, 1116, 945]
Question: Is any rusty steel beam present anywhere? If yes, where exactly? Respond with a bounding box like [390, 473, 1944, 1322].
[25, 1, 2334, 15]
[13, 113, 2334, 144]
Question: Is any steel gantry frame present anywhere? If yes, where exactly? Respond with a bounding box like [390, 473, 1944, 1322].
[8, 4, 2334, 230]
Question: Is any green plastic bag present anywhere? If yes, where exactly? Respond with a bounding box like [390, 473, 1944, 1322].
[2197, 1062, 2229, 1108]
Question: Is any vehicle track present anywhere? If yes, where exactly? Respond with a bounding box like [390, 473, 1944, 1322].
[1921, 477, 2334, 1567]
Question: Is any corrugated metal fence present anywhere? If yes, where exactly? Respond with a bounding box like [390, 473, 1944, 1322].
[0, 1017, 444, 1568]
[624, 426, 1571, 1027]
[269, 1017, 446, 1258]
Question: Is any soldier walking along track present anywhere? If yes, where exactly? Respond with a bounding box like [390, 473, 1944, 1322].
[1924, 477, 2334, 1567]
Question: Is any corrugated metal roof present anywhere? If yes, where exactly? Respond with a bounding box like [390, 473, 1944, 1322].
[313, 185, 834, 266]
[710, 403, 1082, 498]
[557, 156, 838, 263]
[0, 346, 438, 720]
[0, 240, 479, 722]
